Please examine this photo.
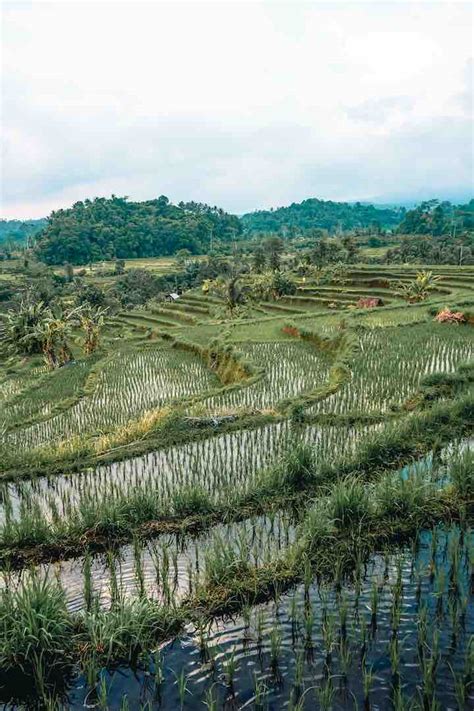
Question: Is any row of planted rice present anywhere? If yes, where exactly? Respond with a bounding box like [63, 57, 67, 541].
[203, 340, 333, 413]
[0, 421, 380, 530]
[3, 510, 297, 613]
[310, 322, 473, 416]
[4, 343, 218, 451]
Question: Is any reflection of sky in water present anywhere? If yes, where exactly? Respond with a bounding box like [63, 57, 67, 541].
[54, 526, 472, 710]
[1, 422, 379, 523]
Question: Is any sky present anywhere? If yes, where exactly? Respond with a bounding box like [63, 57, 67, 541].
[1, 0, 473, 219]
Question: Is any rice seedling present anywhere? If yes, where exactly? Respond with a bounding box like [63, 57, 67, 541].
[321, 610, 337, 666]
[203, 684, 218, 711]
[338, 638, 352, 679]
[269, 623, 282, 673]
[253, 672, 268, 711]
[362, 660, 374, 707]
[153, 648, 164, 690]
[172, 668, 191, 710]
[222, 647, 237, 689]
[316, 676, 336, 711]
[119, 696, 130, 711]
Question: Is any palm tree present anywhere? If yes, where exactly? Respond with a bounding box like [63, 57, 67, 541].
[30, 310, 77, 368]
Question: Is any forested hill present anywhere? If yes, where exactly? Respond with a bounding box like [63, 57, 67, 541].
[34, 196, 242, 265]
[0, 218, 47, 245]
[241, 198, 403, 234]
[397, 199, 474, 235]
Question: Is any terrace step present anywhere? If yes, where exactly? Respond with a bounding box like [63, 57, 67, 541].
[118, 312, 179, 330]
[258, 302, 308, 314]
[179, 293, 223, 306]
[297, 286, 397, 299]
[281, 294, 360, 306]
[161, 301, 210, 315]
[149, 306, 198, 325]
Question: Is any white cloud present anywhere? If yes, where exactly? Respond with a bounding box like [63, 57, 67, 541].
[1, 0, 472, 218]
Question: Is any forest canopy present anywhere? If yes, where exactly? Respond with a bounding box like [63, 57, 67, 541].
[34, 196, 242, 265]
[396, 199, 474, 236]
[240, 198, 404, 234]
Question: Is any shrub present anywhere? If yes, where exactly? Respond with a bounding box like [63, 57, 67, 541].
[356, 297, 383, 308]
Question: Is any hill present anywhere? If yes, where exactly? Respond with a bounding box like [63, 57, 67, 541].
[397, 199, 474, 235]
[240, 198, 404, 234]
[34, 195, 242, 265]
[0, 218, 47, 246]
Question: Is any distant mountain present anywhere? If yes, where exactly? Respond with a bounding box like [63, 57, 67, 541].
[0, 218, 47, 245]
[240, 198, 403, 234]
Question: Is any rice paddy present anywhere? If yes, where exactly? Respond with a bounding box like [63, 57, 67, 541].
[4, 344, 218, 451]
[0, 265, 473, 708]
[309, 323, 473, 416]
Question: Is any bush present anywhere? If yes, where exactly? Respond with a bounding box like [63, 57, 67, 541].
[435, 308, 466, 324]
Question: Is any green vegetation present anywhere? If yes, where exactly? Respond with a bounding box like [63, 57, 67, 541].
[241, 197, 403, 233]
[0, 231, 473, 707]
[34, 196, 241, 265]
[0, 218, 46, 248]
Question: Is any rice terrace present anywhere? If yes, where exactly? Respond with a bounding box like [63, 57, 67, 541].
[0, 193, 472, 710]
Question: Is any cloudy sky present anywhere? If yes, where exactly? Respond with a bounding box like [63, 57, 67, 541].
[1, 0, 472, 218]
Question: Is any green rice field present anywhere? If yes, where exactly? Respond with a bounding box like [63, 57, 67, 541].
[0, 264, 473, 709]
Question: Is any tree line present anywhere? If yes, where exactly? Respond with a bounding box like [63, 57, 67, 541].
[241, 198, 403, 234]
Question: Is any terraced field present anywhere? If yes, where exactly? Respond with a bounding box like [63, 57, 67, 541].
[0, 265, 473, 709]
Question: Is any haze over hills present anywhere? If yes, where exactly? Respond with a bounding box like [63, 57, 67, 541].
[241, 198, 403, 234]
[0, 218, 47, 245]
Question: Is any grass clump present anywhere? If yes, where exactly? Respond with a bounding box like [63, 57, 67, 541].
[272, 442, 316, 492]
[172, 486, 215, 517]
[77, 596, 183, 666]
[327, 477, 370, 529]
[0, 574, 73, 677]
[449, 448, 474, 499]
[203, 533, 253, 588]
[375, 470, 432, 520]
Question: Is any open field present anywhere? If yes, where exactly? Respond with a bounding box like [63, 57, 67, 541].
[0, 264, 473, 708]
